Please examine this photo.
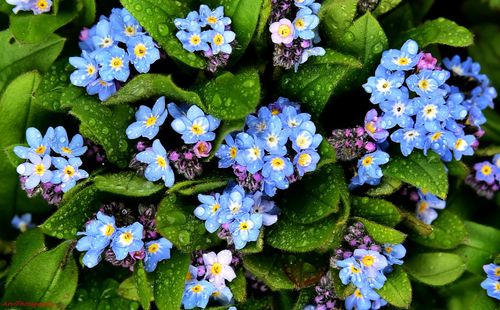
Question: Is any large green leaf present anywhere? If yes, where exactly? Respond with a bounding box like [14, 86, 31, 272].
[120, 0, 205, 69]
[410, 210, 467, 249]
[167, 176, 228, 196]
[355, 217, 406, 244]
[243, 254, 295, 290]
[283, 254, 329, 289]
[376, 266, 412, 308]
[134, 261, 153, 310]
[444, 274, 499, 310]
[405, 252, 466, 286]
[228, 268, 247, 302]
[105, 74, 203, 106]
[319, 0, 358, 44]
[372, 0, 402, 16]
[382, 151, 448, 199]
[33, 60, 75, 112]
[351, 196, 402, 227]
[279, 50, 362, 118]
[2, 241, 78, 307]
[197, 69, 261, 120]
[154, 250, 190, 310]
[94, 172, 165, 197]
[0, 30, 65, 93]
[365, 176, 402, 197]
[403, 18, 474, 48]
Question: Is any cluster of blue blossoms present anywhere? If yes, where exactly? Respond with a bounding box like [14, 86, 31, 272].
[353, 39, 496, 187]
[174, 5, 235, 72]
[269, 0, 325, 70]
[216, 97, 322, 197]
[182, 250, 238, 309]
[14, 127, 89, 194]
[481, 263, 500, 300]
[126, 97, 220, 186]
[70, 8, 160, 101]
[76, 211, 172, 272]
[6, 0, 51, 14]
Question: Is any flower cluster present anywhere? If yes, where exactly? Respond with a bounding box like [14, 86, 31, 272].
[414, 190, 446, 225]
[216, 97, 322, 197]
[332, 222, 406, 310]
[126, 97, 220, 186]
[174, 5, 236, 73]
[14, 127, 89, 203]
[480, 263, 500, 300]
[269, 0, 325, 70]
[182, 250, 238, 309]
[6, 0, 51, 14]
[11, 213, 34, 232]
[195, 185, 279, 249]
[465, 154, 500, 199]
[70, 8, 160, 101]
[76, 205, 172, 272]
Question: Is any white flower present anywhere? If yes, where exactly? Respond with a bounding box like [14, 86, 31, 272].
[203, 250, 236, 287]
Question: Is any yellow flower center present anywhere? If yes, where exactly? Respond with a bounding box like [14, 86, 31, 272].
[100, 37, 113, 48]
[87, 65, 96, 76]
[278, 24, 292, 38]
[295, 18, 305, 30]
[365, 122, 376, 134]
[103, 224, 115, 237]
[156, 155, 167, 168]
[354, 289, 363, 298]
[271, 157, 285, 170]
[125, 25, 136, 36]
[213, 34, 224, 46]
[110, 57, 123, 70]
[211, 204, 220, 213]
[350, 266, 361, 274]
[296, 134, 310, 148]
[61, 147, 72, 154]
[361, 156, 373, 167]
[120, 232, 133, 246]
[496, 282, 500, 292]
[381, 82, 390, 89]
[272, 109, 280, 115]
[361, 255, 375, 267]
[211, 263, 222, 275]
[191, 284, 203, 293]
[34, 164, 45, 176]
[481, 165, 492, 176]
[495, 267, 500, 277]
[454, 139, 466, 151]
[431, 132, 442, 141]
[212, 290, 221, 297]
[35, 145, 46, 155]
[385, 247, 393, 253]
[148, 243, 160, 254]
[185, 271, 193, 281]
[191, 123, 205, 135]
[64, 165, 75, 177]
[189, 34, 201, 46]
[145, 116, 157, 127]
[418, 79, 430, 91]
[99, 80, 108, 86]
[134, 43, 147, 58]
[229, 147, 237, 159]
[207, 16, 218, 24]
[37, 0, 47, 9]
[396, 57, 410, 65]
[298, 153, 312, 167]
[239, 221, 250, 231]
[418, 201, 428, 213]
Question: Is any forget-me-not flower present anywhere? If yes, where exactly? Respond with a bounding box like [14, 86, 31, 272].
[144, 238, 173, 272]
[126, 97, 168, 140]
[136, 139, 175, 187]
[51, 157, 89, 192]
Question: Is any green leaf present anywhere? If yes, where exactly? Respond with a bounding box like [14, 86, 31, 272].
[468, 24, 500, 90]
[292, 288, 316, 310]
[382, 151, 448, 199]
[243, 254, 295, 290]
[351, 196, 402, 227]
[105, 74, 203, 106]
[251, 0, 272, 54]
[120, 0, 205, 69]
[355, 217, 407, 244]
[2, 241, 78, 307]
[4, 144, 25, 168]
[33, 60, 75, 112]
[118, 277, 141, 302]
[9, 0, 81, 43]
[279, 50, 362, 118]
[365, 176, 402, 197]
[70, 100, 134, 168]
[40, 185, 101, 239]
[283, 254, 329, 289]
[69, 277, 139, 309]
[198, 69, 261, 120]
[447, 160, 470, 178]
[167, 177, 228, 196]
[156, 194, 220, 253]
[94, 172, 164, 197]
[134, 261, 153, 310]
[372, 0, 402, 16]
[78, 0, 96, 26]
[154, 250, 190, 310]
[405, 252, 466, 286]
[410, 210, 467, 249]
[0, 30, 65, 94]
[319, 0, 358, 44]
[376, 266, 412, 308]
[317, 139, 336, 168]
[228, 268, 247, 302]
[404, 18, 474, 48]
[283, 164, 347, 224]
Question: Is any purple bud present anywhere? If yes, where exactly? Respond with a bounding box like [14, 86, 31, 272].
[184, 152, 193, 160]
[193, 141, 212, 158]
[79, 27, 89, 41]
[417, 53, 438, 71]
[169, 151, 180, 161]
[136, 141, 148, 152]
[364, 142, 376, 152]
[197, 266, 206, 277]
[300, 40, 311, 48]
[132, 249, 145, 260]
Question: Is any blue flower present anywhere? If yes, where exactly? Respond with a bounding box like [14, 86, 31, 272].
[182, 280, 216, 310]
[483, 264, 500, 281]
[219, 185, 254, 223]
[493, 154, 500, 170]
[446, 92, 468, 120]
[406, 69, 450, 98]
[353, 249, 388, 271]
[95, 46, 130, 82]
[235, 133, 266, 174]
[126, 97, 168, 140]
[198, 5, 231, 28]
[442, 55, 477, 77]
[76, 212, 117, 268]
[249, 191, 279, 226]
[379, 87, 416, 129]
[390, 127, 426, 156]
[345, 287, 381, 310]
[246, 106, 272, 136]
[31, 0, 52, 14]
[295, 47, 326, 71]
[170, 104, 220, 144]
[364, 109, 389, 142]
[337, 257, 366, 287]
[51, 126, 87, 157]
[261, 116, 289, 155]
[424, 130, 456, 161]
[144, 238, 173, 272]
[51, 157, 89, 192]
[86, 79, 117, 101]
[91, 20, 116, 49]
[11, 213, 34, 232]
[176, 27, 210, 53]
[262, 154, 294, 186]
[371, 298, 388, 310]
[356, 150, 390, 183]
[382, 244, 406, 265]
[16, 153, 53, 189]
[229, 213, 263, 249]
[79, 25, 97, 52]
[363, 65, 405, 104]
[14, 127, 54, 159]
[215, 134, 239, 168]
[111, 222, 144, 260]
[136, 139, 175, 187]
[290, 121, 322, 152]
[174, 11, 201, 32]
[279, 105, 311, 130]
[195, 193, 223, 233]
[211, 286, 233, 305]
[6, 0, 32, 14]
[452, 134, 476, 160]
[480, 278, 500, 300]
[293, 9, 319, 40]
[380, 39, 420, 71]
[294, 0, 321, 14]
[127, 35, 160, 73]
[414, 97, 449, 132]
[109, 8, 142, 43]
[202, 22, 235, 55]
[69, 51, 98, 87]
[185, 265, 198, 284]
[415, 192, 446, 224]
[474, 161, 497, 185]
[294, 149, 320, 176]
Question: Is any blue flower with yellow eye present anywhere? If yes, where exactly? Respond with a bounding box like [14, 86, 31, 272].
[198, 5, 231, 28]
[109, 8, 142, 43]
[406, 69, 450, 98]
[69, 51, 98, 87]
[170, 104, 220, 144]
[229, 213, 263, 250]
[364, 109, 389, 142]
[357, 150, 390, 183]
[52, 126, 87, 158]
[235, 132, 266, 174]
[202, 22, 235, 55]
[480, 278, 500, 300]
[11, 213, 34, 232]
[423, 130, 456, 161]
[195, 193, 223, 233]
[345, 286, 381, 310]
[211, 286, 233, 305]
[6, 0, 32, 14]
[92, 20, 116, 49]
[86, 79, 117, 101]
[126, 97, 168, 140]
[452, 134, 475, 160]
[379, 87, 416, 129]
[136, 139, 175, 187]
[218, 185, 254, 223]
[95, 46, 130, 82]
[474, 161, 497, 185]
[262, 154, 293, 184]
[380, 39, 420, 71]
[483, 264, 500, 281]
[279, 105, 310, 130]
[382, 244, 406, 266]
[261, 116, 289, 155]
[337, 257, 366, 287]
[216, 134, 239, 168]
[51, 157, 89, 192]
[127, 35, 160, 73]
[182, 280, 216, 310]
[414, 97, 449, 132]
[246, 106, 273, 136]
[363, 65, 405, 104]
[16, 153, 53, 189]
[144, 238, 173, 272]
[415, 192, 446, 224]
[14, 127, 54, 159]
[76, 212, 117, 268]
[174, 11, 201, 31]
[290, 121, 322, 152]
[110, 222, 144, 260]
[390, 127, 426, 156]
[176, 27, 210, 53]
[293, 8, 319, 40]
[294, 149, 320, 176]
[31, 0, 52, 15]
